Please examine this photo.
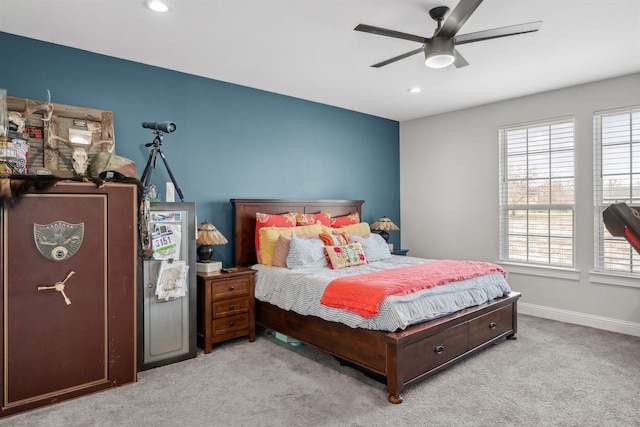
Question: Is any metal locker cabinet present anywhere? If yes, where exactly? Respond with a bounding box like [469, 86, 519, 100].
[138, 201, 196, 371]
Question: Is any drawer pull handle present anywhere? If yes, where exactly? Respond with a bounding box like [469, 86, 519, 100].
[229, 321, 235, 327]
[230, 304, 235, 310]
[229, 286, 235, 291]
[435, 345, 445, 354]
[489, 322, 497, 330]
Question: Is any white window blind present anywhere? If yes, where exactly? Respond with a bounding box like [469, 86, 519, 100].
[499, 117, 575, 267]
[594, 106, 640, 274]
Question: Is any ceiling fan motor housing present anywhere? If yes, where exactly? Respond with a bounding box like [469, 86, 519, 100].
[424, 37, 455, 68]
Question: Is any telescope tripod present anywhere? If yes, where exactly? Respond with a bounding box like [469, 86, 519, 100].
[140, 131, 185, 202]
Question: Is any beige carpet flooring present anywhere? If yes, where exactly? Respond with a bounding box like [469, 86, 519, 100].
[1, 314, 639, 427]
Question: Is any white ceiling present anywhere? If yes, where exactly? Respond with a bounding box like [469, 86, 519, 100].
[2, 0, 639, 122]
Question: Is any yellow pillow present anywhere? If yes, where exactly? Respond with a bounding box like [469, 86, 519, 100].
[259, 223, 323, 266]
[322, 222, 371, 236]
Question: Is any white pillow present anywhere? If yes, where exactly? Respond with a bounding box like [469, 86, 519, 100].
[349, 233, 391, 262]
[286, 235, 328, 269]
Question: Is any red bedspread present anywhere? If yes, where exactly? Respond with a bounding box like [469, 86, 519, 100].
[320, 260, 507, 318]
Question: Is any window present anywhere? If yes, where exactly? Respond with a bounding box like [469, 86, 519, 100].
[594, 106, 640, 274]
[499, 118, 575, 267]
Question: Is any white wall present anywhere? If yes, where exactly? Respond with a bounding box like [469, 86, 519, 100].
[400, 73, 640, 336]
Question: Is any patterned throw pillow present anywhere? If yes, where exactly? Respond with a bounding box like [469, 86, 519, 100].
[286, 235, 328, 269]
[296, 212, 332, 226]
[325, 242, 368, 269]
[349, 233, 391, 262]
[255, 212, 296, 263]
[330, 212, 360, 227]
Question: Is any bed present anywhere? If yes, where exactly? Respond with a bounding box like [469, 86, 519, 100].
[231, 198, 520, 403]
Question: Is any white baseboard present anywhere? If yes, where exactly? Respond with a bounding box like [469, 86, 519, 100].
[519, 302, 640, 337]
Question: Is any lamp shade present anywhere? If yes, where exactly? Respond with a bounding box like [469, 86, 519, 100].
[371, 216, 399, 243]
[197, 221, 228, 245]
[370, 216, 399, 232]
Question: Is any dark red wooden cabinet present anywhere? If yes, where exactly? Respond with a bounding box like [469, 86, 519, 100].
[0, 182, 138, 417]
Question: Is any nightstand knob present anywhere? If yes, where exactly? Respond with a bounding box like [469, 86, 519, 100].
[489, 322, 497, 330]
[435, 345, 445, 354]
[229, 321, 235, 327]
[229, 286, 235, 291]
[230, 304, 235, 310]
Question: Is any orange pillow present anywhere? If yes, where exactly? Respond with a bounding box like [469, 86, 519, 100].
[318, 232, 349, 246]
[330, 212, 360, 227]
[296, 212, 332, 226]
[255, 212, 296, 263]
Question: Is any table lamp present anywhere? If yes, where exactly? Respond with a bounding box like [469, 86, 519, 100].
[196, 220, 228, 263]
[370, 216, 399, 242]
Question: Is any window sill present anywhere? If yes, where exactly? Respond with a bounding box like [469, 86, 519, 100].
[498, 262, 580, 281]
[589, 271, 640, 289]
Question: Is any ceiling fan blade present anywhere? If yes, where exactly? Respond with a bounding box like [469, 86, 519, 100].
[435, 0, 484, 38]
[355, 24, 428, 44]
[371, 47, 424, 68]
[453, 50, 469, 68]
[454, 21, 542, 45]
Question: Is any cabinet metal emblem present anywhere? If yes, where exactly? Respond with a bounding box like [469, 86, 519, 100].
[34, 221, 85, 262]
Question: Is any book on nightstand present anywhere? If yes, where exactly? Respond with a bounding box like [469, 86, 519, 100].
[196, 261, 222, 275]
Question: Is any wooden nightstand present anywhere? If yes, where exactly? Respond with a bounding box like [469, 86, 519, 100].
[197, 267, 256, 353]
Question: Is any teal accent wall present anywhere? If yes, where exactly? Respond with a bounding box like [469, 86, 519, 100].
[0, 32, 400, 265]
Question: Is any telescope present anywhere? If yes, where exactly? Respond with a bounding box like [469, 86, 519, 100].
[142, 121, 176, 134]
[140, 121, 185, 202]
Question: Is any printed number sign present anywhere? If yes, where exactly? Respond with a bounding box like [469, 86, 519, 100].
[152, 228, 177, 259]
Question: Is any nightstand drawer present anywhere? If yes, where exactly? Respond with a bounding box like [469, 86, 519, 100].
[212, 313, 250, 336]
[213, 277, 250, 298]
[212, 296, 250, 318]
[468, 304, 513, 348]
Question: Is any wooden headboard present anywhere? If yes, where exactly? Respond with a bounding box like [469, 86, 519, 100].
[230, 199, 364, 267]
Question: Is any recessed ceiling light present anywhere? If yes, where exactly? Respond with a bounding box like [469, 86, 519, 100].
[408, 87, 422, 94]
[146, 0, 169, 13]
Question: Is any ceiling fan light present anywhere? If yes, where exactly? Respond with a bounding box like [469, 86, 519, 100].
[425, 53, 455, 68]
[424, 37, 455, 69]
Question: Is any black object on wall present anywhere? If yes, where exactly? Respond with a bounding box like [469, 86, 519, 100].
[603, 202, 640, 254]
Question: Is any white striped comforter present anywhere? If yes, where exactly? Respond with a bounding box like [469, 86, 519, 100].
[252, 256, 512, 332]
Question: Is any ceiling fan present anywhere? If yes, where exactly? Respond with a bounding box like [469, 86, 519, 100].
[355, 0, 542, 69]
